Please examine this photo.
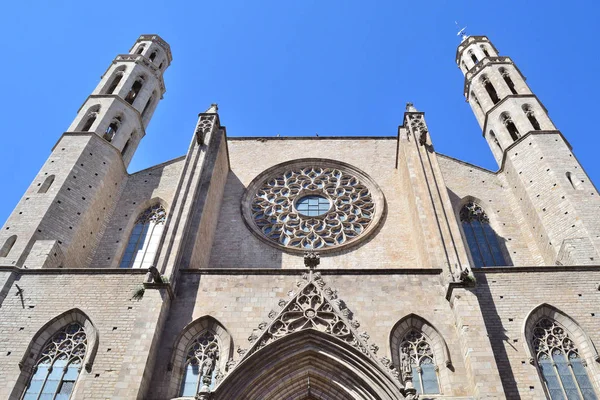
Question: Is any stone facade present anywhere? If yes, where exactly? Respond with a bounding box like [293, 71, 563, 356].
[0, 33, 599, 400]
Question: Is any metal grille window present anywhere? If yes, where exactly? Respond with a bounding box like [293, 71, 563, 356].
[533, 318, 598, 400]
[180, 331, 220, 397]
[21, 323, 87, 400]
[460, 202, 506, 267]
[120, 204, 166, 269]
[400, 330, 440, 395]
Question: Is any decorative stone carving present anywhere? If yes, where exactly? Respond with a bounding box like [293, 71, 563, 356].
[304, 251, 320, 269]
[242, 160, 385, 253]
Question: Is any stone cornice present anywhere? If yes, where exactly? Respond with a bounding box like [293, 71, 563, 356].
[180, 268, 445, 275]
[455, 35, 499, 64]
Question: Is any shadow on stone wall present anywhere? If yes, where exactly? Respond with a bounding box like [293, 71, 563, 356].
[473, 273, 521, 399]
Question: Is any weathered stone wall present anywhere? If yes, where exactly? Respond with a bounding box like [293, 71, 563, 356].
[209, 138, 424, 270]
[473, 267, 600, 399]
[0, 269, 158, 400]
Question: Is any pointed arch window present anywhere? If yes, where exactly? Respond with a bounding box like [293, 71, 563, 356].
[532, 318, 598, 400]
[500, 68, 518, 95]
[142, 92, 156, 118]
[481, 45, 490, 58]
[119, 204, 166, 269]
[489, 130, 502, 152]
[38, 175, 55, 194]
[523, 105, 541, 130]
[149, 51, 157, 62]
[469, 50, 478, 64]
[103, 116, 121, 142]
[180, 330, 220, 397]
[21, 322, 87, 400]
[501, 113, 520, 141]
[124, 77, 144, 105]
[482, 76, 500, 104]
[0, 235, 17, 257]
[81, 112, 97, 132]
[400, 330, 440, 395]
[135, 45, 145, 55]
[460, 202, 506, 267]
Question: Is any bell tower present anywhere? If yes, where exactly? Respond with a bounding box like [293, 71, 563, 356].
[457, 33, 600, 265]
[0, 35, 171, 269]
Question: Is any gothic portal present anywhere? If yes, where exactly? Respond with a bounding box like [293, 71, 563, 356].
[0, 33, 599, 400]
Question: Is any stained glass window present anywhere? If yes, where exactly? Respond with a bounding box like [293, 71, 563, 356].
[22, 323, 87, 400]
[180, 331, 220, 397]
[532, 318, 598, 400]
[120, 204, 166, 269]
[400, 330, 440, 395]
[460, 202, 506, 268]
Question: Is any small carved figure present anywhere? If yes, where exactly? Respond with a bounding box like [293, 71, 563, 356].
[201, 351, 216, 378]
[401, 351, 412, 376]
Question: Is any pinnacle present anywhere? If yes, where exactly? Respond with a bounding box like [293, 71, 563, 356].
[205, 103, 219, 114]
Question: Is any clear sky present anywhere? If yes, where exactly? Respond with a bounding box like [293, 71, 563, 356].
[0, 1, 598, 225]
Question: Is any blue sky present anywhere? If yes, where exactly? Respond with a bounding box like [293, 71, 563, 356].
[0, 1, 598, 225]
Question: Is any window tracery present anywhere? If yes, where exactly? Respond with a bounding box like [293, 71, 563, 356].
[180, 331, 220, 397]
[400, 330, 440, 395]
[532, 318, 598, 400]
[246, 165, 379, 252]
[119, 204, 166, 269]
[460, 202, 506, 267]
[21, 323, 87, 400]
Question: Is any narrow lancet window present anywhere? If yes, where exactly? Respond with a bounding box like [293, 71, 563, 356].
[142, 93, 155, 118]
[38, 175, 55, 194]
[21, 323, 87, 400]
[135, 45, 145, 55]
[124, 78, 144, 105]
[106, 71, 124, 95]
[400, 330, 440, 395]
[482, 76, 500, 104]
[481, 45, 490, 57]
[489, 130, 502, 152]
[104, 117, 121, 142]
[500, 68, 518, 95]
[523, 105, 541, 130]
[460, 202, 506, 267]
[81, 112, 97, 132]
[470, 91, 483, 115]
[120, 204, 166, 269]
[469, 50, 478, 64]
[180, 331, 220, 396]
[502, 113, 520, 141]
[0, 235, 17, 257]
[149, 51, 157, 61]
[532, 318, 598, 400]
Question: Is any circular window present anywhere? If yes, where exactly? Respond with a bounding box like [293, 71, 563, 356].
[295, 195, 331, 217]
[241, 159, 385, 253]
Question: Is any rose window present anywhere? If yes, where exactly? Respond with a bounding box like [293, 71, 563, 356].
[242, 160, 384, 253]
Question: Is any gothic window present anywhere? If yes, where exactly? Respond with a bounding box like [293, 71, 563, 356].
[532, 318, 598, 400]
[481, 45, 490, 57]
[501, 112, 520, 141]
[0, 235, 17, 257]
[81, 113, 97, 132]
[149, 51, 157, 62]
[242, 161, 384, 253]
[469, 50, 478, 64]
[500, 68, 518, 95]
[523, 105, 541, 130]
[119, 204, 166, 269]
[489, 130, 502, 152]
[21, 322, 87, 400]
[180, 331, 220, 397]
[482, 75, 500, 104]
[103, 117, 121, 142]
[124, 77, 144, 105]
[106, 69, 125, 95]
[460, 202, 506, 267]
[135, 45, 145, 55]
[400, 330, 440, 395]
[38, 175, 55, 194]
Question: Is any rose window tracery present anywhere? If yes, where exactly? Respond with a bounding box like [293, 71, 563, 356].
[243, 161, 384, 252]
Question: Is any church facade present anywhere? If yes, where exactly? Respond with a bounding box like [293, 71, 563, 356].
[0, 33, 599, 400]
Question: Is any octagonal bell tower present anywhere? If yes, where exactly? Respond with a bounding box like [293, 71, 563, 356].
[457, 33, 600, 266]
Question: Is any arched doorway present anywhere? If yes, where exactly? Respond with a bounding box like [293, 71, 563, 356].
[215, 330, 405, 400]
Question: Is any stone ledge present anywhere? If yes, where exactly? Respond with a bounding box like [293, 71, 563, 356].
[181, 268, 444, 275]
